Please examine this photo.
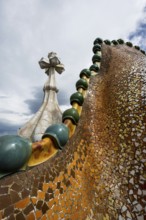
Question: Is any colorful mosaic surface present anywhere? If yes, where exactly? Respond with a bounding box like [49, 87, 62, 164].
[0, 43, 146, 220]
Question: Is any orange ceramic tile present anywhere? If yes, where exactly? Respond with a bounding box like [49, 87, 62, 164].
[67, 169, 71, 176]
[69, 177, 76, 185]
[36, 210, 42, 219]
[74, 152, 79, 160]
[0, 211, 2, 220]
[54, 197, 59, 207]
[70, 212, 80, 220]
[52, 213, 59, 220]
[26, 212, 36, 220]
[60, 199, 65, 207]
[15, 197, 30, 209]
[59, 212, 65, 218]
[47, 199, 55, 208]
[48, 182, 56, 191]
[37, 191, 45, 200]
[54, 189, 59, 197]
[31, 197, 37, 205]
[47, 209, 53, 218]
[62, 185, 67, 191]
[41, 214, 47, 220]
[42, 183, 50, 192]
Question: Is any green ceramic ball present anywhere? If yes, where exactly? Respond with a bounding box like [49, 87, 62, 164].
[104, 39, 111, 45]
[0, 135, 32, 172]
[92, 44, 101, 53]
[141, 50, 145, 55]
[42, 123, 69, 149]
[70, 92, 84, 106]
[126, 42, 133, 47]
[76, 78, 88, 90]
[134, 46, 140, 50]
[117, 39, 124, 44]
[62, 108, 80, 125]
[112, 40, 118, 45]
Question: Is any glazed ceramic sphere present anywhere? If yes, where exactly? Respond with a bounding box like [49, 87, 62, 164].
[70, 92, 84, 106]
[89, 64, 99, 73]
[92, 54, 101, 63]
[79, 69, 91, 78]
[92, 44, 101, 54]
[0, 135, 32, 172]
[126, 42, 133, 47]
[76, 78, 88, 90]
[111, 40, 118, 45]
[93, 37, 103, 45]
[141, 50, 146, 55]
[117, 39, 124, 44]
[104, 39, 111, 45]
[42, 123, 69, 149]
[134, 46, 140, 50]
[62, 108, 80, 125]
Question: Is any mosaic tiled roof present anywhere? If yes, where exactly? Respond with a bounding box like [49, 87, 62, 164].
[0, 38, 146, 219]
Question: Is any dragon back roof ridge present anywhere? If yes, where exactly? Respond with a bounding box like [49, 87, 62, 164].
[0, 38, 146, 219]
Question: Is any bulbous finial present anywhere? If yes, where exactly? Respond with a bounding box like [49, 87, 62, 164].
[0, 135, 32, 172]
[42, 123, 69, 149]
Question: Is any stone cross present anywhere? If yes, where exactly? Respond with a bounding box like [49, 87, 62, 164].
[39, 52, 65, 92]
[39, 52, 65, 74]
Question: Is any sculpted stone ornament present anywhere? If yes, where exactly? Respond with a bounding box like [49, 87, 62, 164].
[18, 52, 64, 141]
[39, 52, 65, 74]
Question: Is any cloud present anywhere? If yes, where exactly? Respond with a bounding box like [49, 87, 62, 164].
[24, 87, 44, 114]
[57, 90, 70, 106]
[0, 95, 8, 99]
[0, 120, 22, 136]
[128, 7, 146, 50]
[24, 86, 70, 115]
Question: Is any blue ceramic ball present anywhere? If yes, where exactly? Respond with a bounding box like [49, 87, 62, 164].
[0, 135, 32, 172]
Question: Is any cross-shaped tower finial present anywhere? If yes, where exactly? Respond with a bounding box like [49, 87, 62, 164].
[18, 52, 64, 141]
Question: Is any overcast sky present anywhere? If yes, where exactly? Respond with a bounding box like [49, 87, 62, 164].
[0, 0, 146, 136]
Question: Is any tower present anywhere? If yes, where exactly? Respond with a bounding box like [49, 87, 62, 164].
[18, 52, 64, 141]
